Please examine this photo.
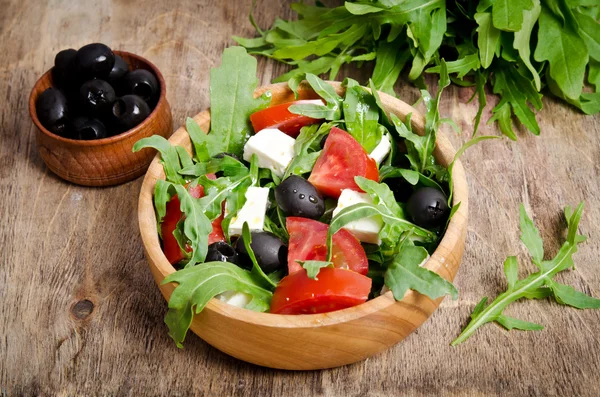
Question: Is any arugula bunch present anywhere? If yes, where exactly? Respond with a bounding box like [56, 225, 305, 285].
[452, 202, 600, 345]
[234, 0, 600, 139]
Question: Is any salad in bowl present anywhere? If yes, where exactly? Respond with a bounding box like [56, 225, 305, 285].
[135, 47, 468, 369]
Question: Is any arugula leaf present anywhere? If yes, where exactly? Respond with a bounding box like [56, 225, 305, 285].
[133, 136, 185, 184]
[162, 261, 273, 348]
[283, 123, 331, 179]
[372, 40, 410, 95]
[171, 184, 213, 267]
[513, 0, 542, 90]
[384, 243, 458, 301]
[534, 6, 588, 100]
[241, 222, 277, 290]
[492, 0, 533, 32]
[299, 260, 334, 279]
[452, 202, 600, 346]
[475, 12, 501, 69]
[208, 46, 271, 157]
[154, 179, 175, 225]
[342, 80, 382, 152]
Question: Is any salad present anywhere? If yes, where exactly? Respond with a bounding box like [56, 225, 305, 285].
[134, 47, 460, 348]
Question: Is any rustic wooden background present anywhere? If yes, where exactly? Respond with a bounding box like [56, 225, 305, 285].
[2, 0, 600, 395]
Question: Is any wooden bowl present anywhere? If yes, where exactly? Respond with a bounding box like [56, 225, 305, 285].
[138, 82, 468, 370]
[29, 51, 172, 186]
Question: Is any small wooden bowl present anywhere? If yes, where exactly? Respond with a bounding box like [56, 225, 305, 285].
[138, 82, 468, 370]
[29, 51, 172, 186]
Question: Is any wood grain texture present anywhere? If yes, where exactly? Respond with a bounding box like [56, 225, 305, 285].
[138, 82, 468, 370]
[1, 0, 599, 395]
[29, 51, 173, 186]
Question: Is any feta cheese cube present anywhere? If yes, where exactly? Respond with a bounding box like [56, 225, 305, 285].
[332, 189, 383, 244]
[227, 186, 270, 236]
[243, 128, 296, 178]
[216, 291, 252, 308]
[369, 134, 392, 165]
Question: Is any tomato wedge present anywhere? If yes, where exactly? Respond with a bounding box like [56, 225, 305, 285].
[270, 268, 371, 314]
[308, 127, 379, 198]
[161, 174, 225, 265]
[286, 217, 368, 275]
[250, 100, 325, 137]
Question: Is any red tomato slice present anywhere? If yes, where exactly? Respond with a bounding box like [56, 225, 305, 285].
[160, 174, 225, 265]
[308, 127, 379, 198]
[286, 217, 368, 275]
[250, 100, 325, 137]
[270, 268, 371, 314]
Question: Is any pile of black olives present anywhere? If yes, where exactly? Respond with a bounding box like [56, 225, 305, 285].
[36, 43, 159, 140]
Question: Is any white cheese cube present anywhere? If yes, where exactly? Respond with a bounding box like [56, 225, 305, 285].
[369, 134, 392, 165]
[332, 189, 383, 244]
[227, 186, 270, 236]
[216, 291, 252, 308]
[243, 128, 296, 178]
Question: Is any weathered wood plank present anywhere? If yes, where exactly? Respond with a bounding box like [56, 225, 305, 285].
[1, 0, 599, 395]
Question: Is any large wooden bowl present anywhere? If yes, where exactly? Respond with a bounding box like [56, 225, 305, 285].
[138, 82, 468, 370]
[29, 51, 172, 186]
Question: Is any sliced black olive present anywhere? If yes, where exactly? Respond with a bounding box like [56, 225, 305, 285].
[71, 116, 107, 140]
[52, 49, 77, 88]
[107, 55, 129, 86]
[205, 242, 241, 266]
[36, 88, 70, 136]
[79, 79, 116, 117]
[75, 43, 115, 80]
[234, 232, 287, 273]
[111, 94, 150, 132]
[122, 69, 159, 105]
[275, 175, 325, 220]
[406, 187, 449, 228]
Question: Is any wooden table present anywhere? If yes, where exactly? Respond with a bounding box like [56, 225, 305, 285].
[2, 1, 600, 395]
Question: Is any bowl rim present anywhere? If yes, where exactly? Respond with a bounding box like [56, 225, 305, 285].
[138, 81, 468, 328]
[29, 50, 168, 147]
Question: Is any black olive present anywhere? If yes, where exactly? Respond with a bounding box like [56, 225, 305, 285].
[406, 187, 449, 228]
[36, 88, 70, 136]
[205, 242, 241, 266]
[71, 116, 107, 140]
[75, 43, 115, 80]
[111, 94, 150, 132]
[234, 232, 287, 273]
[275, 175, 325, 220]
[52, 49, 77, 89]
[107, 55, 129, 86]
[384, 177, 413, 203]
[122, 69, 159, 105]
[79, 79, 116, 117]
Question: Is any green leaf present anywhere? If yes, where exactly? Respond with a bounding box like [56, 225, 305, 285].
[305, 73, 343, 110]
[289, 103, 337, 119]
[284, 123, 331, 179]
[495, 315, 544, 331]
[342, 84, 382, 152]
[171, 184, 213, 266]
[241, 222, 278, 290]
[384, 244, 458, 300]
[426, 53, 480, 79]
[519, 204, 544, 266]
[513, 0, 542, 90]
[133, 136, 185, 184]
[344, 1, 386, 15]
[473, 71, 488, 135]
[548, 280, 600, 309]
[492, 0, 533, 32]
[534, 6, 588, 100]
[488, 102, 517, 140]
[503, 256, 519, 290]
[372, 40, 409, 95]
[452, 202, 591, 346]
[185, 118, 210, 162]
[209, 46, 271, 157]
[475, 12, 501, 69]
[154, 179, 174, 224]
[574, 10, 600, 62]
[162, 261, 272, 348]
[472, 297, 489, 318]
[299, 260, 334, 279]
